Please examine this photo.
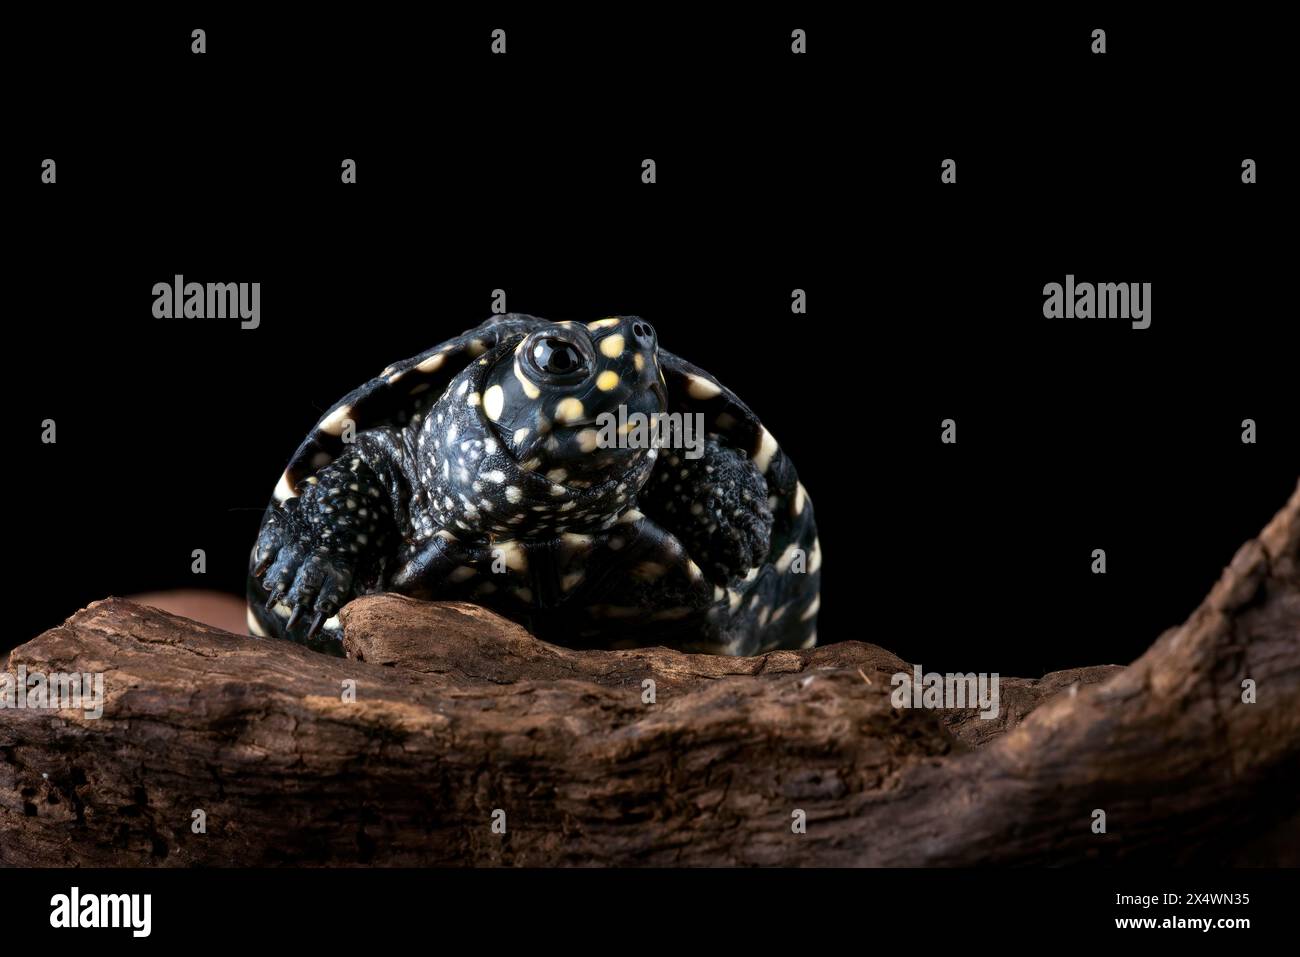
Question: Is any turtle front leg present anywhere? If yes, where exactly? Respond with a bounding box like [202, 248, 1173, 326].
[252, 437, 403, 642]
[638, 435, 774, 586]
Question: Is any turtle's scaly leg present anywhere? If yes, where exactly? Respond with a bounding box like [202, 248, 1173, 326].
[638, 435, 774, 587]
[252, 430, 407, 642]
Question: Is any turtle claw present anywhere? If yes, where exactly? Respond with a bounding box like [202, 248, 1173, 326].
[260, 548, 353, 644]
[265, 583, 287, 609]
[305, 611, 328, 642]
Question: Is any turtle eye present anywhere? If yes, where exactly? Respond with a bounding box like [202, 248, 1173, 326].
[530, 338, 586, 378]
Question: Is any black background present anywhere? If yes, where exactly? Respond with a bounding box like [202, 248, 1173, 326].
[7, 10, 1295, 681]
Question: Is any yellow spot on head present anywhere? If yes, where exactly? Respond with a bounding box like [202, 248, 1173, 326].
[596, 370, 620, 391]
[587, 317, 621, 330]
[554, 397, 585, 424]
[484, 385, 505, 421]
[513, 360, 541, 399]
[417, 353, 445, 373]
[599, 334, 625, 358]
[633, 353, 645, 372]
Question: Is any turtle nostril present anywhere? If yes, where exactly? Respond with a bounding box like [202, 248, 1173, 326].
[631, 321, 656, 348]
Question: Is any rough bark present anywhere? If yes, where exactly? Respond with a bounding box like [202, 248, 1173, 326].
[2, 481, 1297, 866]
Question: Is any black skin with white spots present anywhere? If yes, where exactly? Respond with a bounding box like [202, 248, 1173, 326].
[248, 315, 819, 655]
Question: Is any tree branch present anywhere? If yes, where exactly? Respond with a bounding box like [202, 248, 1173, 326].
[2, 480, 1296, 865]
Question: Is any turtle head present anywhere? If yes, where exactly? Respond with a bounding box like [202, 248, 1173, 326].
[482, 317, 666, 489]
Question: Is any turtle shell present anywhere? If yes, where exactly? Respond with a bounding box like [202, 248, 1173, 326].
[267, 314, 550, 507]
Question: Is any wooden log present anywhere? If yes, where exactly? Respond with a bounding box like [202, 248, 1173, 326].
[1, 480, 1296, 866]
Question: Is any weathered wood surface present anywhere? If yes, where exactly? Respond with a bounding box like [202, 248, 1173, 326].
[2, 481, 1296, 866]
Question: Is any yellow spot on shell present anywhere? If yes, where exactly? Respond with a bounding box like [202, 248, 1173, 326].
[484, 385, 506, 421]
[792, 481, 808, 516]
[776, 543, 802, 573]
[599, 334, 625, 358]
[753, 427, 780, 473]
[634, 561, 667, 581]
[687, 375, 722, 399]
[246, 608, 268, 637]
[318, 405, 354, 436]
[596, 370, 620, 391]
[588, 604, 643, 619]
[577, 429, 600, 453]
[273, 472, 297, 502]
[495, 541, 529, 571]
[560, 533, 593, 555]
[651, 607, 693, 621]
